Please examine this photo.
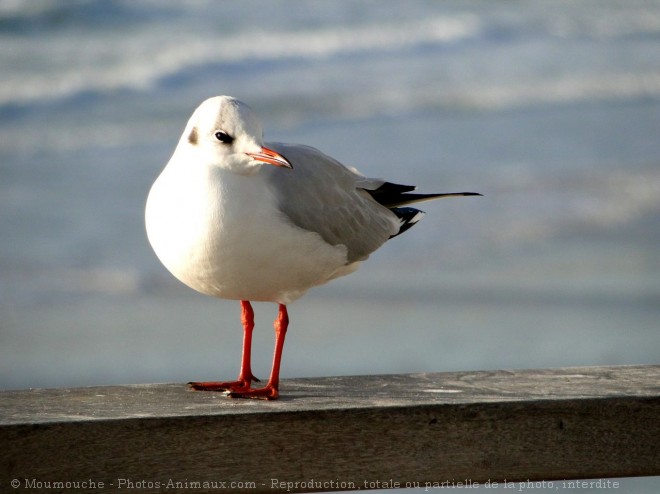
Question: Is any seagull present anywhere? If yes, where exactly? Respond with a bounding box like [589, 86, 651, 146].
[145, 95, 480, 400]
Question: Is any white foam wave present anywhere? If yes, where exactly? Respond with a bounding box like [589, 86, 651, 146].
[258, 71, 660, 124]
[0, 0, 63, 19]
[3, 70, 660, 157]
[442, 71, 660, 110]
[0, 14, 480, 107]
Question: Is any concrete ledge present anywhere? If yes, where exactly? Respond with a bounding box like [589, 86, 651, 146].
[1, 365, 659, 492]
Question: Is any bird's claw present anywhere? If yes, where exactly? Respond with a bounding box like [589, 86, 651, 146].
[227, 385, 279, 400]
[187, 380, 252, 392]
[188, 380, 278, 399]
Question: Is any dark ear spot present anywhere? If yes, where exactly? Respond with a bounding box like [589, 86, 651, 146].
[187, 127, 198, 145]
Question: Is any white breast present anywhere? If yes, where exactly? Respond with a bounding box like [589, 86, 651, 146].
[145, 163, 355, 304]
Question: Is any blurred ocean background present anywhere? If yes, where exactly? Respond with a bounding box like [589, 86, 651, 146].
[1, 0, 658, 492]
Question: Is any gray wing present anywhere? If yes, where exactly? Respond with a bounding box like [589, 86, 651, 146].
[263, 142, 400, 263]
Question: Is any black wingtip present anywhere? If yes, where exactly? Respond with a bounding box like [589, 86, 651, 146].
[365, 182, 482, 208]
[390, 207, 425, 238]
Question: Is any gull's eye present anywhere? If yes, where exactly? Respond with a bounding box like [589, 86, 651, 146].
[214, 131, 234, 144]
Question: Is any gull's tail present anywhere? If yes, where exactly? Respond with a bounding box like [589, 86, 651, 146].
[365, 181, 481, 208]
[363, 181, 482, 237]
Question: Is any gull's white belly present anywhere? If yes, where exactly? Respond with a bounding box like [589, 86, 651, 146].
[146, 167, 356, 304]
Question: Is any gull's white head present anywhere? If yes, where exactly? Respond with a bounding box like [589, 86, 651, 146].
[175, 95, 291, 174]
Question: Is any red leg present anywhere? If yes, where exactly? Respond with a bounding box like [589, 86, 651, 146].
[188, 301, 259, 392]
[228, 304, 288, 400]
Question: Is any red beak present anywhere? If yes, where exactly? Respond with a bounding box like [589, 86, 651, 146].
[246, 146, 293, 169]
